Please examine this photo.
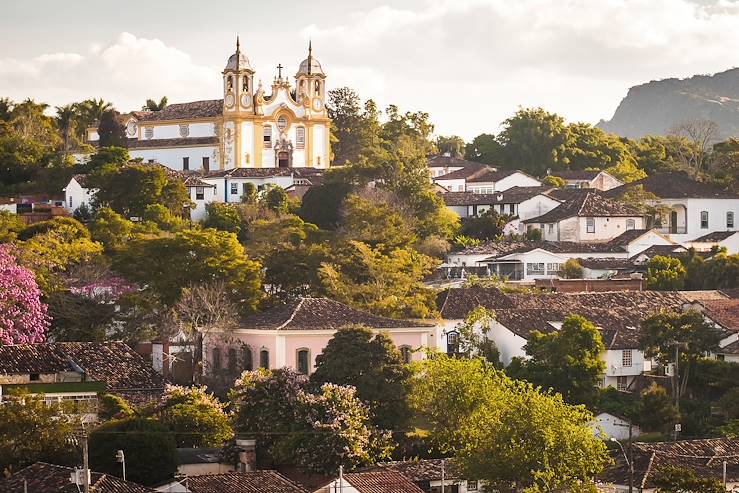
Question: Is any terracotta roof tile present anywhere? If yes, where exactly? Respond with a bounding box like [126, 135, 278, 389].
[604, 172, 738, 199]
[182, 471, 307, 493]
[691, 230, 738, 242]
[701, 299, 739, 332]
[428, 155, 491, 169]
[0, 462, 154, 493]
[434, 163, 495, 181]
[138, 99, 223, 122]
[523, 193, 641, 223]
[375, 458, 461, 482]
[440, 186, 552, 206]
[343, 471, 425, 493]
[437, 287, 514, 319]
[205, 168, 294, 178]
[240, 297, 432, 330]
[0, 345, 71, 374]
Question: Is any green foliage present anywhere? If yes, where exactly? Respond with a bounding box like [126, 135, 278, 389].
[90, 163, 191, 218]
[646, 256, 686, 290]
[436, 135, 465, 158]
[311, 326, 413, 430]
[97, 110, 126, 148]
[88, 207, 135, 249]
[114, 228, 262, 310]
[683, 249, 739, 290]
[203, 202, 243, 235]
[541, 175, 566, 187]
[511, 315, 606, 406]
[561, 258, 584, 279]
[410, 355, 610, 492]
[298, 182, 351, 230]
[498, 108, 571, 176]
[451, 235, 481, 249]
[261, 185, 288, 214]
[453, 306, 502, 367]
[0, 391, 79, 475]
[460, 209, 508, 241]
[464, 133, 502, 164]
[340, 194, 417, 251]
[319, 241, 438, 318]
[155, 385, 233, 448]
[328, 87, 381, 166]
[0, 211, 25, 242]
[78, 146, 129, 174]
[142, 204, 188, 231]
[652, 465, 725, 493]
[717, 419, 739, 438]
[18, 216, 89, 241]
[596, 387, 640, 419]
[719, 387, 739, 420]
[639, 383, 679, 434]
[89, 417, 178, 486]
[526, 227, 543, 241]
[144, 96, 168, 112]
[240, 182, 257, 204]
[97, 393, 135, 420]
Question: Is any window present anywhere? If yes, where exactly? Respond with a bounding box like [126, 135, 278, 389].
[259, 349, 269, 369]
[626, 218, 635, 230]
[68, 196, 73, 208]
[616, 376, 628, 391]
[526, 262, 545, 275]
[622, 349, 632, 367]
[548, 223, 554, 233]
[446, 331, 460, 356]
[701, 211, 709, 229]
[277, 116, 287, 131]
[195, 186, 204, 200]
[717, 353, 725, 362]
[316, 156, 321, 166]
[509, 203, 515, 215]
[230, 183, 238, 195]
[202, 157, 210, 172]
[263, 125, 272, 147]
[586, 217, 595, 233]
[546, 263, 562, 274]
[296, 127, 305, 148]
[728, 211, 735, 229]
[242, 345, 253, 371]
[182, 157, 189, 170]
[467, 481, 478, 491]
[399, 346, 412, 364]
[228, 348, 237, 373]
[29, 373, 40, 381]
[212, 347, 221, 370]
[297, 349, 310, 375]
[314, 80, 321, 95]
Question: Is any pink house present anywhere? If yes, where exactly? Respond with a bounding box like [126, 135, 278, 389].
[203, 298, 435, 376]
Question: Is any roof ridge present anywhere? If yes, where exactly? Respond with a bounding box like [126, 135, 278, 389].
[641, 451, 656, 489]
[276, 298, 307, 330]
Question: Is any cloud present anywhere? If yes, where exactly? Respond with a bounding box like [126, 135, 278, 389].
[0, 32, 218, 113]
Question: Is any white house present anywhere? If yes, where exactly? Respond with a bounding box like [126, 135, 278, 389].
[440, 186, 561, 221]
[604, 172, 738, 243]
[427, 153, 488, 179]
[592, 412, 642, 440]
[63, 174, 97, 213]
[376, 459, 482, 493]
[433, 163, 493, 192]
[316, 471, 425, 493]
[683, 230, 739, 254]
[549, 169, 623, 191]
[183, 176, 218, 222]
[523, 192, 646, 243]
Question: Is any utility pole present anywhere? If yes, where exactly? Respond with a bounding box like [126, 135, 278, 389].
[82, 432, 90, 493]
[674, 344, 680, 441]
[627, 420, 634, 493]
[440, 458, 445, 493]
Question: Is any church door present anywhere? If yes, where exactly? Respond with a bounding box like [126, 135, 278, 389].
[278, 151, 290, 168]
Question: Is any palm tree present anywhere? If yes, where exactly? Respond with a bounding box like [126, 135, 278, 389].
[55, 104, 78, 153]
[75, 98, 113, 140]
[144, 96, 168, 112]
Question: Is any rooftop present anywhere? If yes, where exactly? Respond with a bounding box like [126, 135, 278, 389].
[434, 163, 495, 181]
[701, 299, 739, 332]
[440, 186, 552, 206]
[604, 172, 738, 200]
[375, 458, 461, 482]
[550, 170, 605, 181]
[138, 99, 223, 122]
[437, 286, 515, 319]
[240, 297, 432, 331]
[342, 471, 425, 493]
[428, 154, 489, 169]
[127, 136, 219, 150]
[523, 192, 642, 223]
[181, 472, 307, 493]
[691, 230, 738, 242]
[0, 462, 153, 493]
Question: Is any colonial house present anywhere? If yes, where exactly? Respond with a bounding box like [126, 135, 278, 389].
[598, 437, 739, 492]
[201, 167, 323, 203]
[156, 471, 307, 493]
[0, 462, 154, 493]
[523, 193, 646, 243]
[683, 230, 739, 254]
[434, 166, 541, 194]
[0, 342, 166, 416]
[183, 176, 218, 222]
[63, 174, 96, 213]
[374, 459, 480, 493]
[700, 298, 739, 363]
[440, 186, 560, 221]
[549, 169, 623, 191]
[316, 471, 424, 493]
[203, 298, 435, 377]
[591, 412, 642, 441]
[432, 163, 495, 192]
[604, 172, 739, 243]
[427, 154, 487, 179]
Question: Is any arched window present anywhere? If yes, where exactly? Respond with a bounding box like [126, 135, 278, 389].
[277, 116, 288, 131]
[227, 348, 237, 373]
[701, 211, 709, 229]
[263, 126, 272, 147]
[728, 211, 735, 229]
[242, 77, 248, 92]
[626, 219, 635, 230]
[227, 76, 233, 91]
[296, 349, 310, 375]
[212, 347, 221, 370]
[399, 346, 412, 364]
[242, 345, 252, 371]
[296, 127, 305, 148]
[446, 331, 460, 356]
[314, 80, 321, 95]
[259, 349, 269, 369]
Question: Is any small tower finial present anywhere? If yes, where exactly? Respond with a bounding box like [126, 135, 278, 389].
[236, 35, 240, 53]
[308, 39, 312, 56]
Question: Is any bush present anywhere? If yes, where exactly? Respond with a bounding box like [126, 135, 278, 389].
[561, 258, 583, 279]
[97, 393, 134, 421]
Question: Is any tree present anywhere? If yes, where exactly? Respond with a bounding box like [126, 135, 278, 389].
[55, 104, 79, 154]
[639, 383, 679, 434]
[652, 466, 725, 493]
[453, 306, 502, 366]
[328, 87, 381, 165]
[464, 133, 503, 164]
[203, 202, 243, 235]
[497, 108, 571, 176]
[88, 207, 134, 249]
[91, 163, 191, 218]
[97, 109, 126, 148]
[114, 229, 262, 310]
[640, 310, 723, 398]
[319, 241, 438, 318]
[0, 390, 79, 474]
[75, 98, 113, 140]
[541, 175, 566, 187]
[646, 256, 686, 290]
[511, 315, 606, 406]
[719, 387, 739, 420]
[410, 355, 609, 492]
[142, 203, 188, 231]
[298, 182, 351, 230]
[0, 211, 25, 242]
[89, 417, 178, 486]
[97, 393, 134, 421]
[0, 245, 49, 344]
[144, 96, 168, 112]
[669, 119, 720, 177]
[155, 385, 233, 448]
[561, 258, 584, 279]
[459, 209, 508, 241]
[241, 182, 257, 204]
[436, 135, 465, 158]
[311, 326, 412, 430]
[339, 193, 417, 252]
[261, 185, 289, 214]
[78, 146, 129, 175]
[628, 135, 689, 175]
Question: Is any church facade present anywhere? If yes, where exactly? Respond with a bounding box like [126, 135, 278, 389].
[85, 39, 331, 172]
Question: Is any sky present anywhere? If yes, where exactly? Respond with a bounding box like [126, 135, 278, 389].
[1, 0, 738, 140]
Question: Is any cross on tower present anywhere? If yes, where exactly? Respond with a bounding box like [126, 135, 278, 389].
[276, 63, 284, 79]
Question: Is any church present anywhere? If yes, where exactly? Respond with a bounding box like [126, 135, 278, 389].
[84, 38, 331, 172]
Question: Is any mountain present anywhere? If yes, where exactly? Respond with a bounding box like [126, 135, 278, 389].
[597, 67, 739, 140]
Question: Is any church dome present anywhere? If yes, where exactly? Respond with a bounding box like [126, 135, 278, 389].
[297, 56, 324, 76]
[225, 51, 252, 72]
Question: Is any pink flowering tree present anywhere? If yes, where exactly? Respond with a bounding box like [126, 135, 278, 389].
[0, 245, 49, 344]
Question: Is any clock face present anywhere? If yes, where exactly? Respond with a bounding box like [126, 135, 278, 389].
[225, 94, 235, 108]
[312, 98, 323, 111]
[240, 93, 252, 108]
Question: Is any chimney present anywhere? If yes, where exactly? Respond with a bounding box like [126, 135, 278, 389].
[235, 439, 256, 472]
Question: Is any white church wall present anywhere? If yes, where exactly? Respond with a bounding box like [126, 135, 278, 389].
[239, 121, 254, 166]
[313, 124, 326, 167]
[129, 146, 216, 171]
[63, 178, 96, 212]
[143, 122, 216, 140]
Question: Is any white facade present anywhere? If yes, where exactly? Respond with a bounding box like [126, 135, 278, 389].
[591, 412, 641, 440]
[654, 197, 738, 243]
[602, 348, 650, 390]
[129, 146, 217, 172]
[203, 175, 295, 204]
[684, 231, 739, 254]
[187, 183, 218, 222]
[63, 177, 96, 212]
[466, 172, 542, 193]
[538, 215, 646, 243]
[435, 177, 466, 192]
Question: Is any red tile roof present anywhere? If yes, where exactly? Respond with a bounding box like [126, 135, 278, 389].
[0, 462, 154, 493]
[182, 472, 307, 493]
[343, 471, 425, 493]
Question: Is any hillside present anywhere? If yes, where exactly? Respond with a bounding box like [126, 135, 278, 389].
[597, 67, 739, 140]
